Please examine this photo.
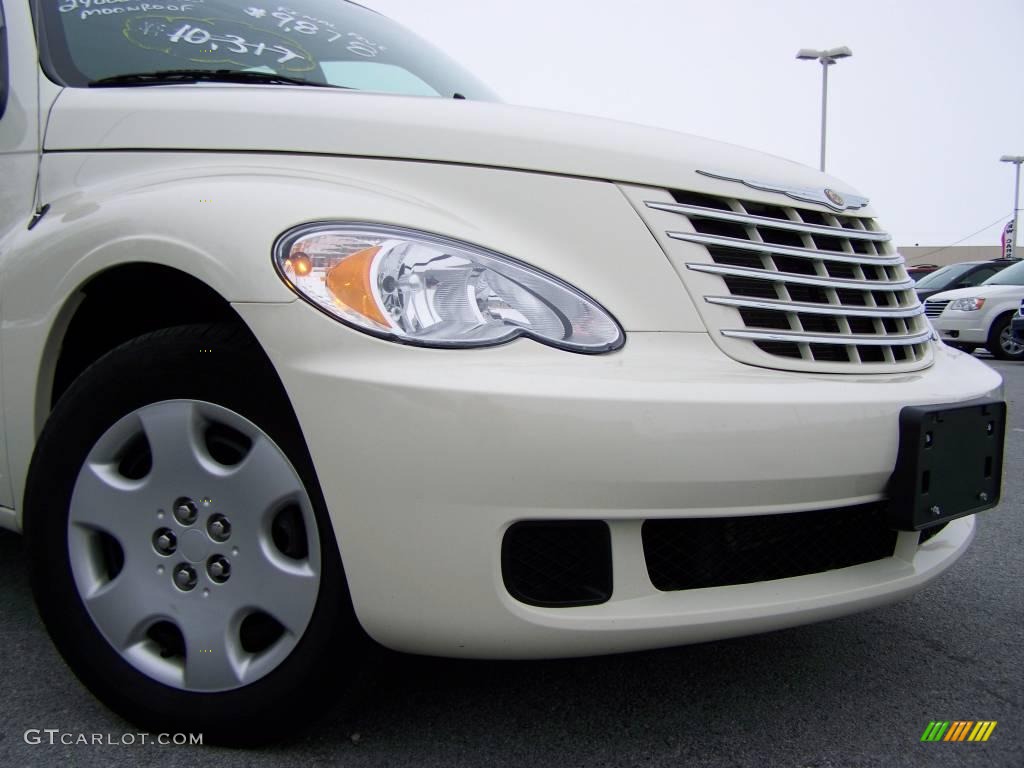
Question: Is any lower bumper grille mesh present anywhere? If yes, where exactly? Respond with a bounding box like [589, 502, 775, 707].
[502, 521, 612, 607]
[642, 503, 898, 591]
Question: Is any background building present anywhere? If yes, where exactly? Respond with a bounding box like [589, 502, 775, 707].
[900, 245, 1004, 268]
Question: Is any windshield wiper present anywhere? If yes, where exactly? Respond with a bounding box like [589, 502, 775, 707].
[90, 69, 352, 89]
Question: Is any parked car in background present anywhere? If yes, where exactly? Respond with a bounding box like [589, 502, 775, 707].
[1011, 300, 1024, 345]
[914, 259, 1020, 301]
[906, 263, 940, 281]
[925, 260, 1024, 359]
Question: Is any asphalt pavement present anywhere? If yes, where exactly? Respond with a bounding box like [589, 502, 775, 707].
[1, 356, 1021, 768]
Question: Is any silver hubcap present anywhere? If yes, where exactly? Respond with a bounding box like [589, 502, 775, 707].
[1000, 325, 1024, 357]
[67, 400, 321, 693]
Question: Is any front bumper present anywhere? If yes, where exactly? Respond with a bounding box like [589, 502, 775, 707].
[931, 310, 992, 345]
[237, 301, 1000, 658]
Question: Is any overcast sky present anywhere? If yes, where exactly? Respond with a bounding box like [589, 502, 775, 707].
[365, 0, 1023, 251]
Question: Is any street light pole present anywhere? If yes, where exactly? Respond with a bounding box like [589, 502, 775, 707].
[819, 59, 829, 173]
[1001, 155, 1023, 254]
[796, 47, 853, 172]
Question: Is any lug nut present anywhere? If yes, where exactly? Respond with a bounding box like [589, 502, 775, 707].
[173, 499, 198, 526]
[173, 563, 198, 591]
[207, 514, 231, 543]
[152, 528, 178, 556]
[207, 555, 231, 584]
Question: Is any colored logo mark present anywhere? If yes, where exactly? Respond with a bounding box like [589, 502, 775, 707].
[920, 721, 997, 742]
[823, 188, 846, 208]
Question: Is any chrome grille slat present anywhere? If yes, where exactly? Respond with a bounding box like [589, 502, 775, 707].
[721, 328, 934, 346]
[924, 300, 951, 318]
[647, 201, 892, 242]
[687, 262, 914, 292]
[705, 295, 926, 319]
[668, 231, 903, 266]
[637, 187, 932, 370]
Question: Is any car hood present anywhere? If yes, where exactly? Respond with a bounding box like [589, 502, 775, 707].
[926, 284, 1024, 301]
[45, 86, 869, 204]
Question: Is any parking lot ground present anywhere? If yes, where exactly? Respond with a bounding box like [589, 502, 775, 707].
[1, 357, 1021, 768]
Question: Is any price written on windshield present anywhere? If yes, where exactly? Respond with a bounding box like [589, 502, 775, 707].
[169, 23, 304, 64]
[243, 6, 386, 57]
[125, 16, 315, 71]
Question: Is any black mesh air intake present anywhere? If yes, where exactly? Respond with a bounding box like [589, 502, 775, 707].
[643, 503, 898, 591]
[502, 521, 612, 607]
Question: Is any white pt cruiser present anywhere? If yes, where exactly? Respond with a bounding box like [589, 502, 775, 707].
[0, 0, 1007, 745]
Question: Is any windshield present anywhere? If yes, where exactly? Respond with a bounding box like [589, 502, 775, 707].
[35, 0, 498, 98]
[981, 260, 1024, 286]
[912, 263, 973, 289]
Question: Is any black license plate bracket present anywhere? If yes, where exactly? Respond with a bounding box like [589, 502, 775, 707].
[887, 398, 1005, 531]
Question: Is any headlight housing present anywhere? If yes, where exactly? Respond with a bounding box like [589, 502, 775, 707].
[273, 224, 624, 353]
[948, 297, 986, 311]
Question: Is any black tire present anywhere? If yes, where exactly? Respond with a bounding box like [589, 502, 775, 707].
[987, 314, 1024, 361]
[25, 323, 369, 745]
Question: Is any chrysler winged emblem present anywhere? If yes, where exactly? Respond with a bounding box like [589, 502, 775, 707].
[697, 170, 870, 212]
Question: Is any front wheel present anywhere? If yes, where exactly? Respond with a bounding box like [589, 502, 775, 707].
[987, 315, 1024, 361]
[25, 324, 369, 745]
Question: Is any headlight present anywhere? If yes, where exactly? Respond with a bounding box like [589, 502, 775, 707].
[948, 297, 986, 311]
[273, 224, 624, 353]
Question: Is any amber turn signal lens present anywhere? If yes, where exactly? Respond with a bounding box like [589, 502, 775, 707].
[325, 246, 388, 327]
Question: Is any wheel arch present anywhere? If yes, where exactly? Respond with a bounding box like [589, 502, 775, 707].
[43, 263, 246, 415]
[987, 309, 1018, 341]
[986, 308, 1023, 358]
[992, 308, 1018, 325]
[11, 264, 282, 528]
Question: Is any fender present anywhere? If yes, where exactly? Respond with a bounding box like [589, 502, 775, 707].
[1, 151, 704, 523]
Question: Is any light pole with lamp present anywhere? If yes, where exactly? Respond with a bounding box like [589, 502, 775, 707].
[1000, 155, 1023, 258]
[796, 46, 853, 172]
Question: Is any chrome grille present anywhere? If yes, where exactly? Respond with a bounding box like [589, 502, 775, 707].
[924, 300, 951, 318]
[642, 190, 930, 370]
